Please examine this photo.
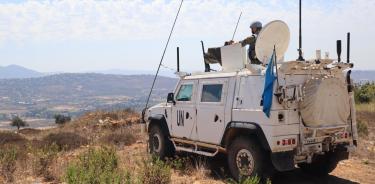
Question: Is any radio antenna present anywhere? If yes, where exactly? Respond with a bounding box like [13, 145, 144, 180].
[143, 0, 184, 119]
[297, 0, 305, 61]
[231, 12, 242, 41]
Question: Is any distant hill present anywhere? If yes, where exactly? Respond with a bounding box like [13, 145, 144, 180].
[0, 65, 44, 79]
[351, 70, 375, 83]
[3, 65, 373, 82]
[93, 69, 176, 78]
[0, 73, 177, 101]
[0, 73, 178, 119]
[0, 66, 372, 120]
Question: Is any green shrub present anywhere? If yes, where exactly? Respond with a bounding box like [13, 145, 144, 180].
[65, 147, 131, 184]
[54, 114, 72, 125]
[227, 175, 271, 184]
[354, 83, 375, 104]
[139, 156, 171, 184]
[357, 120, 369, 137]
[0, 146, 18, 182]
[166, 157, 189, 171]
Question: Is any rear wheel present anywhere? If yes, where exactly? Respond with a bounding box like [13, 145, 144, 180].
[298, 152, 339, 175]
[148, 125, 175, 159]
[227, 136, 264, 181]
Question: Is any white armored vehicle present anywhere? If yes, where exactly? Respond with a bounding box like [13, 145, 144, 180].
[145, 20, 357, 180]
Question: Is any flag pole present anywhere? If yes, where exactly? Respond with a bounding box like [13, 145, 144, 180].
[274, 45, 280, 88]
[273, 45, 283, 104]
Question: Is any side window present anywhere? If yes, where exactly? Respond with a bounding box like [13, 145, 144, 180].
[201, 84, 223, 102]
[176, 84, 193, 101]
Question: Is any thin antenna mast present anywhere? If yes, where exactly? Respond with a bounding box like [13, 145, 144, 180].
[143, 0, 184, 118]
[297, 0, 305, 61]
[347, 32, 350, 63]
[231, 12, 242, 41]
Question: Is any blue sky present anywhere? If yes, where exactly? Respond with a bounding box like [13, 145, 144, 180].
[0, 0, 373, 73]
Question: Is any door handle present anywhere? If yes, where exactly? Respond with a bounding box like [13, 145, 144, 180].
[186, 112, 190, 119]
[214, 115, 219, 122]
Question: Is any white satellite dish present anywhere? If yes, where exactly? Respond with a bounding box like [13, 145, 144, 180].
[255, 20, 290, 64]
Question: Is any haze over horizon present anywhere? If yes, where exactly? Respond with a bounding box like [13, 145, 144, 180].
[0, 0, 374, 73]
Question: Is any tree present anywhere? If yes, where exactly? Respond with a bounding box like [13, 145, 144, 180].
[10, 116, 28, 130]
[54, 114, 71, 125]
[354, 82, 375, 103]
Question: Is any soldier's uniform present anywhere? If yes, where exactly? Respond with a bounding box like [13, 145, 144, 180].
[240, 35, 262, 65]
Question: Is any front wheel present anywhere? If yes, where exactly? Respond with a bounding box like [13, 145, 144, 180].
[148, 125, 174, 159]
[227, 136, 264, 181]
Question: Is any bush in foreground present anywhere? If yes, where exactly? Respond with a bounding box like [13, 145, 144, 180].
[357, 120, 369, 137]
[30, 143, 59, 181]
[65, 147, 131, 184]
[139, 156, 171, 184]
[227, 175, 272, 184]
[0, 145, 18, 182]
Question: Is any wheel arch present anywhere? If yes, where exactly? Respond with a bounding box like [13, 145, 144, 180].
[221, 121, 271, 151]
[148, 114, 170, 137]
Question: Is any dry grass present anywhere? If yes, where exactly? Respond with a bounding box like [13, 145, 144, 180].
[18, 128, 42, 135]
[0, 131, 27, 146]
[0, 109, 142, 183]
[356, 103, 375, 112]
[42, 132, 88, 151]
[100, 130, 137, 148]
[353, 102, 375, 164]
[0, 106, 373, 183]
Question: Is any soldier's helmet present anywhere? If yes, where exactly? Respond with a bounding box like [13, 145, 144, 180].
[250, 21, 262, 29]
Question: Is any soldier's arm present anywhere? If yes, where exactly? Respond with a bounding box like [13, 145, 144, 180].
[240, 36, 256, 47]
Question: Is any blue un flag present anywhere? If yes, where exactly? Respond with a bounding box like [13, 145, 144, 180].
[262, 52, 277, 118]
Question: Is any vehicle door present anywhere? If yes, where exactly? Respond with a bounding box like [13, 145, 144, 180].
[171, 80, 198, 140]
[196, 78, 228, 144]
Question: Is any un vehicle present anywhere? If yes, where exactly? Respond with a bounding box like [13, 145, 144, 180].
[144, 20, 357, 180]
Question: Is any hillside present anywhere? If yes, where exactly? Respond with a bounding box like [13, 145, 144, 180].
[0, 109, 373, 183]
[0, 73, 176, 99]
[0, 65, 44, 79]
[352, 70, 375, 82]
[0, 66, 373, 121]
[0, 73, 177, 120]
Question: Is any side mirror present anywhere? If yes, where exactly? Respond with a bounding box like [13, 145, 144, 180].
[167, 93, 176, 105]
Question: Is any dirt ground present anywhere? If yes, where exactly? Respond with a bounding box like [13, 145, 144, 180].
[139, 142, 375, 184]
[18, 142, 375, 184]
[2, 109, 374, 184]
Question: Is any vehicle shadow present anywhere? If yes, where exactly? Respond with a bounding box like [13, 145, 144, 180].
[271, 169, 359, 184]
[172, 153, 358, 184]
[206, 154, 359, 184]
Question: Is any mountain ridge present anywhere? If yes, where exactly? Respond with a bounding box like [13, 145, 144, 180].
[0, 65, 44, 79]
[1, 65, 374, 81]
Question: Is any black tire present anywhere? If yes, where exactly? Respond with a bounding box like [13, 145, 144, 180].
[297, 152, 339, 176]
[148, 125, 175, 159]
[227, 136, 265, 181]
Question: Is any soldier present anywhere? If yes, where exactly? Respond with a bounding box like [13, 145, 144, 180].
[242, 21, 262, 64]
[227, 21, 263, 64]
